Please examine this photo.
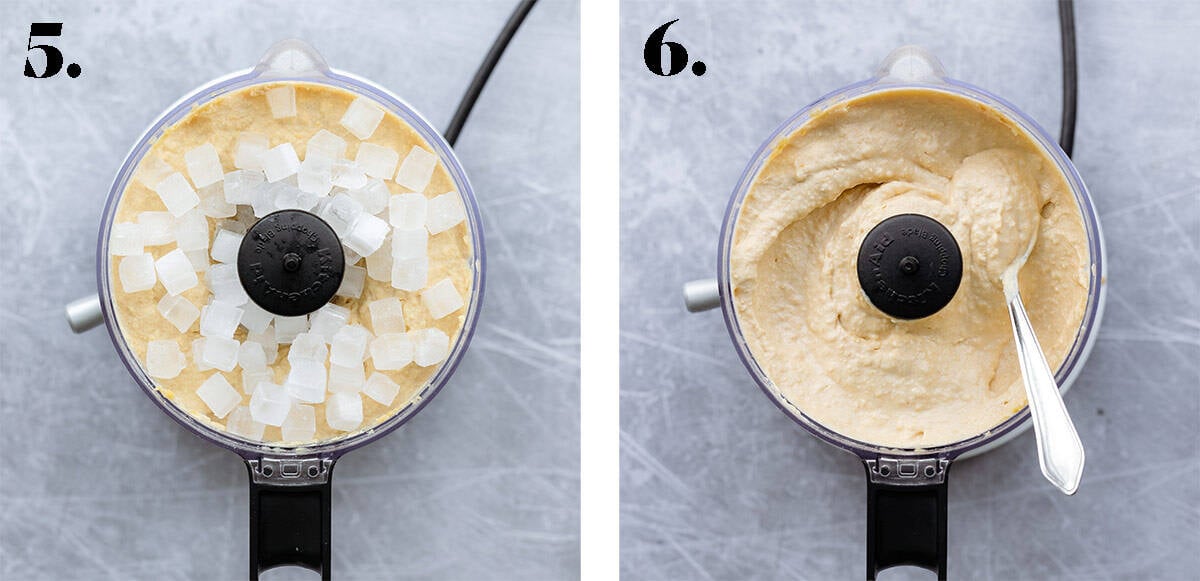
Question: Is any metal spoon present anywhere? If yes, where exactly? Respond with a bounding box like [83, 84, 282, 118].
[1002, 237, 1085, 495]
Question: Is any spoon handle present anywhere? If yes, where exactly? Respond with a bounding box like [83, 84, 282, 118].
[1007, 291, 1086, 495]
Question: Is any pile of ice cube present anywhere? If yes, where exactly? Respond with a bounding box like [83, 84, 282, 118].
[113, 87, 470, 443]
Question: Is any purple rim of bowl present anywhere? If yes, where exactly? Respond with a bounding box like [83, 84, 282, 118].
[716, 76, 1106, 462]
[96, 67, 486, 462]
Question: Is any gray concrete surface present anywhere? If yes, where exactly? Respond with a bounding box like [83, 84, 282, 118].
[0, 1, 580, 579]
[620, 1, 1199, 579]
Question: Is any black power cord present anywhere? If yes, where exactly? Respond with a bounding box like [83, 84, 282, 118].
[444, 0, 539, 146]
[1058, 0, 1077, 158]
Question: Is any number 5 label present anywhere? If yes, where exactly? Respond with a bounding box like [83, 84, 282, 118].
[24, 23, 82, 79]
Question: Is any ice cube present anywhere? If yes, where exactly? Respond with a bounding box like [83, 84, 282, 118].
[174, 210, 210, 252]
[308, 303, 350, 342]
[241, 368, 270, 395]
[318, 193, 364, 237]
[391, 257, 428, 291]
[328, 363, 365, 393]
[184, 143, 224, 188]
[270, 181, 318, 211]
[391, 228, 427, 260]
[266, 85, 296, 118]
[394, 146, 437, 192]
[421, 279, 464, 319]
[355, 143, 399, 180]
[326, 392, 363, 432]
[332, 160, 368, 190]
[251, 185, 277, 218]
[339, 97, 384, 140]
[274, 315, 309, 344]
[261, 143, 301, 183]
[280, 404, 317, 442]
[145, 339, 185, 379]
[109, 223, 143, 256]
[210, 229, 243, 264]
[336, 264, 366, 299]
[136, 154, 174, 189]
[307, 155, 337, 178]
[411, 328, 450, 367]
[426, 191, 467, 234]
[192, 338, 212, 371]
[365, 234, 392, 282]
[224, 169, 266, 204]
[157, 294, 200, 333]
[137, 212, 175, 246]
[368, 298, 406, 335]
[389, 193, 427, 230]
[156, 249, 199, 296]
[198, 183, 236, 218]
[234, 133, 270, 171]
[285, 359, 327, 403]
[207, 263, 249, 306]
[201, 336, 240, 372]
[288, 332, 328, 363]
[369, 333, 413, 370]
[153, 172, 200, 217]
[185, 249, 209, 272]
[118, 253, 156, 292]
[231, 206, 256, 233]
[249, 382, 292, 427]
[197, 373, 241, 418]
[330, 325, 372, 367]
[247, 325, 278, 363]
[362, 373, 401, 406]
[298, 163, 333, 196]
[343, 247, 362, 266]
[226, 405, 265, 440]
[239, 340, 268, 371]
[350, 178, 391, 215]
[307, 129, 347, 159]
[240, 301, 273, 334]
[345, 213, 388, 257]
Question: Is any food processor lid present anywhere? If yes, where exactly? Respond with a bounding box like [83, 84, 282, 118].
[704, 45, 1106, 461]
[855, 213, 962, 320]
[238, 210, 345, 317]
[87, 39, 487, 460]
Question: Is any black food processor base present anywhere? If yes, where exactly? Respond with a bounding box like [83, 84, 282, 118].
[865, 462, 949, 580]
[248, 460, 335, 580]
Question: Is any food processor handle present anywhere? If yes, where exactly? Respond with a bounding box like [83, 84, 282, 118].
[865, 461, 949, 580]
[247, 460, 334, 580]
[682, 278, 720, 312]
[65, 294, 103, 333]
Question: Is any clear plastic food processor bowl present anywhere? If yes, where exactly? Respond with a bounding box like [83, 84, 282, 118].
[96, 40, 485, 460]
[718, 46, 1106, 462]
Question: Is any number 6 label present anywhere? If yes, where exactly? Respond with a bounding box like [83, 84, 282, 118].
[643, 20, 706, 78]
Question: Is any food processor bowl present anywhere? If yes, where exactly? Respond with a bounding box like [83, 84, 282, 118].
[687, 46, 1106, 579]
[77, 39, 485, 579]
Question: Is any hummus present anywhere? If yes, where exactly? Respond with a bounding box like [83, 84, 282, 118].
[108, 82, 473, 446]
[730, 88, 1089, 448]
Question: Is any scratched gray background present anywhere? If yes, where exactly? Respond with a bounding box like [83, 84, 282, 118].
[0, 1, 579, 579]
[621, 1, 1198, 579]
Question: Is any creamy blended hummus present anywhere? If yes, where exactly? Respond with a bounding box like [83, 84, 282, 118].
[109, 82, 473, 446]
[731, 88, 1090, 448]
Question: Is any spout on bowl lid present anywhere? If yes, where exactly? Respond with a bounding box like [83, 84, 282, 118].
[875, 45, 948, 83]
[253, 39, 330, 79]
